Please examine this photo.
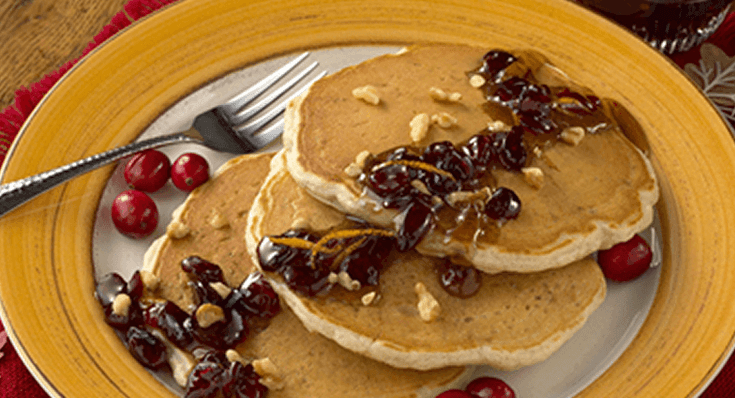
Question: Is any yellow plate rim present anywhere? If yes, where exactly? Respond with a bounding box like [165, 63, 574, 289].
[2, 0, 735, 396]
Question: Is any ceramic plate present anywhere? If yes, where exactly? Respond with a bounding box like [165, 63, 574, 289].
[1, 0, 734, 397]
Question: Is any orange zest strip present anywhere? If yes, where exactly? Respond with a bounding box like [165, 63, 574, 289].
[268, 237, 315, 250]
[329, 237, 368, 271]
[309, 228, 396, 267]
[377, 160, 455, 179]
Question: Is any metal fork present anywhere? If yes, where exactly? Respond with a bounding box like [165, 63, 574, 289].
[0, 52, 325, 218]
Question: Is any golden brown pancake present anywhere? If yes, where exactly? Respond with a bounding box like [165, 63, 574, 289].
[245, 152, 606, 371]
[282, 44, 658, 274]
[142, 152, 474, 397]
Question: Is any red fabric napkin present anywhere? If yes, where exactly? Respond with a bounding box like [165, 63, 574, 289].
[0, 2, 733, 397]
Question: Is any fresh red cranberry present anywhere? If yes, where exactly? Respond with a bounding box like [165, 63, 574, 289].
[171, 152, 210, 192]
[126, 326, 167, 369]
[438, 261, 482, 298]
[435, 390, 473, 398]
[485, 187, 521, 221]
[465, 377, 515, 398]
[111, 190, 159, 238]
[123, 149, 170, 192]
[597, 234, 652, 282]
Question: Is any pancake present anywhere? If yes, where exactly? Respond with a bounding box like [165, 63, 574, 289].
[282, 44, 659, 274]
[245, 152, 606, 371]
[142, 152, 474, 397]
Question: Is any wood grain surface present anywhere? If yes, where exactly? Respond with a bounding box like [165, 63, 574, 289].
[0, 0, 130, 109]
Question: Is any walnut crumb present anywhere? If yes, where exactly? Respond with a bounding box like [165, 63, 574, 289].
[522, 167, 544, 189]
[487, 120, 510, 132]
[533, 147, 543, 158]
[361, 291, 377, 306]
[414, 282, 441, 322]
[208, 209, 229, 229]
[328, 272, 339, 285]
[469, 74, 486, 88]
[409, 113, 431, 143]
[560, 126, 585, 146]
[431, 112, 458, 129]
[352, 85, 380, 105]
[252, 358, 285, 390]
[429, 87, 462, 103]
[112, 293, 132, 317]
[338, 271, 361, 291]
[209, 282, 232, 300]
[140, 270, 160, 291]
[226, 349, 247, 366]
[167, 220, 190, 239]
[410, 179, 431, 196]
[344, 150, 372, 178]
[195, 303, 225, 329]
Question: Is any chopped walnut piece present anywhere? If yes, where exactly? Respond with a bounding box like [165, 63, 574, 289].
[414, 282, 441, 322]
[112, 293, 132, 317]
[352, 85, 380, 105]
[344, 150, 372, 178]
[409, 113, 431, 143]
[208, 209, 229, 229]
[410, 179, 431, 196]
[469, 74, 486, 88]
[361, 291, 377, 306]
[487, 120, 510, 132]
[167, 220, 190, 239]
[533, 147, 543, 158]
[195, 303, 225, 328]
[431, 112, 458, 129]
[328, 272, 339, 285]
[429, 87, 462, 103]
[338, 271, 361, 291]
[560, 126, 585, 146]
[252, 358, 286, 390]
[209, 282, 232, 300]
[226, 349, 247, 366]
[140, 270, 160, 291]
[522, 167, 545, 189]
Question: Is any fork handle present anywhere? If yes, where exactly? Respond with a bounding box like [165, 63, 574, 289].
[0, 132, 197, 218]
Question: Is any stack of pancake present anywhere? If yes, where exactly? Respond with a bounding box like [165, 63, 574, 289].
[143, 44, 658, 397]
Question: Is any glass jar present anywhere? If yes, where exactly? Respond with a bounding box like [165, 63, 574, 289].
[574, 0, 732, 54]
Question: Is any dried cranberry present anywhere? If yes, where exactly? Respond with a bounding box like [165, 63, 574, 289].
[224, 361, 268, 398]
[111, 190, 159, 238]
[185, 351, 230, 398]
[171, 152, 210, 192]
[464, 134, 497, 170]
[182, 256, 225, 284]
[145, 301, 194, 349]
[438, 261, 482, 298]
[485, 187, 521, 221]
[480, 50, 517, 81]
[236, 272, 280, 319]
[280, 263, 332, 296]
[123, 149, 170, 192]
[492, 76, 528, 103]
[423, 170, 461, 195]
[257, 235, 312, 273]
[367, 163, 412, 197]
[191, 306, 248, 350]
[95, 273, 127, 308]
[126, 326, 167, 369]
[492, 127, 527, 171]
[397, 200, 434, 251]
[465, 376, 516, 398]
[435, 390, 473, 398]
[597, 234, 652, 282]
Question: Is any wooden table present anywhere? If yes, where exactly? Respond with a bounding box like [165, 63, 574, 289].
[0, 0, 130, 109]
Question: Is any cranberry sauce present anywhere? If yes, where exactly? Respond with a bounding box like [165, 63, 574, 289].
[358, 49, 616, 246]
[95, 257, 278, 397]
[257, 224, 397, 298]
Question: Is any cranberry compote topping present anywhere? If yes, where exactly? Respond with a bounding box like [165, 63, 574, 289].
[485, 187, 521, 221]
[258, 225, 397, 297]
[126, 326, 167, 369]
[235, 272, 281, 319]
[480, 50, 517, 82]
[186, 351, 267, 398]
[95, 273, 127, 308]
[437, 260, 482, 298]
[492, 127, 527, 171]
[192, 306, 249, 350]
[225, 361, 268, 398]
[397, 200, 435, 251]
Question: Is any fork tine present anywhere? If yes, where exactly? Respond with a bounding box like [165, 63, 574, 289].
[226, 60, 319, 125]
[234, 70, 328, 137]
[247, 119, 285, 149]
[217, 52, 311, 116]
